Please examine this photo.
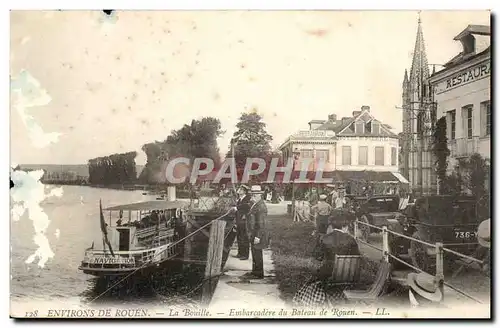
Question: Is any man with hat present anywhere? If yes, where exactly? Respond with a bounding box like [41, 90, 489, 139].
[311, 194, 333, 258]
[316, 210, 360, 263]
[242, 185, 268, 279]
[234, 184, 252, 260]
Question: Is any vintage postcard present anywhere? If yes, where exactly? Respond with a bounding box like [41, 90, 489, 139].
[10, 9, 491, 319]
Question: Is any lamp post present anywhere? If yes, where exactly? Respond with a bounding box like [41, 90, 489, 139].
[291, 149, 300, 221]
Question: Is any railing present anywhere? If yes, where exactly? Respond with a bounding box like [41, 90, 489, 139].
[449, 137, 479, 158]
[353, 219, 486, 304]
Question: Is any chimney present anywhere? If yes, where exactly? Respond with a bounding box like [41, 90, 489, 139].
[361, 105, 370, 112]
[328, 114, 337, 122]
[352, 110, 361, 117]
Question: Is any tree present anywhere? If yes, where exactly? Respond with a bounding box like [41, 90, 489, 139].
[227, 112, 273, 180]
[88, 152, 138, 185]
[139, 117, 224, 184]
[431, 117, 450, 194]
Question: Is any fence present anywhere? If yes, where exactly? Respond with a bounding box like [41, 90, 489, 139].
[353, 219, 486, 304]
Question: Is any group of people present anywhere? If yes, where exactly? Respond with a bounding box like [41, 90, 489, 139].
[231, 184, 269, 280]
[307, 185, 351, 210]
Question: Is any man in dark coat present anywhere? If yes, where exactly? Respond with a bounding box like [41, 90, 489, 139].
[234, 185, 252, 260]
[242, 185, 268, 279]
[316, 210, 360, 274]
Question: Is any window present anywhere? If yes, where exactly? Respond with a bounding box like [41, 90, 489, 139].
[391, 147, 397, 166]
[365, 121, 372, 133]
[300, 149, 314, 158]
[449, 110, 456, 140]
[358, 146, 368, 165]
[342, 146, 352, 165]
[375, 146, 385, 166]
[465, 106, 473, 139]
[481, 101, 491, 136]
[315, 150, 329, 162]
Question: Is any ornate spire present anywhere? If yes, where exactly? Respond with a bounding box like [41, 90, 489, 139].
[403, 69, 409, 86]
[409, 13, 429, 93]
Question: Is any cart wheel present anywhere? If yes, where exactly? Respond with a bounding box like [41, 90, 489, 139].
[357, 215, 370, 241]
[409, 231, 435, 274]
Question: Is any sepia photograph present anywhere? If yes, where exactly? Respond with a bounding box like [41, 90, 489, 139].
[9, 8, 491, 319]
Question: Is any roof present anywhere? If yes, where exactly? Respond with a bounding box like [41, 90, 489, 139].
[435, 46, 491, 74]
[104, 200, 188, 211]
[454, 24, 490, 40]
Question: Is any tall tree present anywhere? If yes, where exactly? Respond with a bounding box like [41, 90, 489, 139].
[227, 112, 273, 172]
[139, 117, 224, 184]
[431, 117, 450, 194]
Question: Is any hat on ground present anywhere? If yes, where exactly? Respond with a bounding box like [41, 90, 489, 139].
[250, 185, 264, 194]
[319, 194, 327, 200]
[407, 272, 443, 303]
[477, 218, 491, 248]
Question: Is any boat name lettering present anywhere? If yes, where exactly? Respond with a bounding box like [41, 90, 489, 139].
[89, 257, 135, 264]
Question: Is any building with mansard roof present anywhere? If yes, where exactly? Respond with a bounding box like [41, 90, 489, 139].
[278, 105, 407, 186]
[428, 24, 490, 170]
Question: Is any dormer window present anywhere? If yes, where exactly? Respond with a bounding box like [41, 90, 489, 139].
[365, 121, 372, 133]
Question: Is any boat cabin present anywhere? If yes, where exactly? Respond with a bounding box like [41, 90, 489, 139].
[102, 200, 187, 252]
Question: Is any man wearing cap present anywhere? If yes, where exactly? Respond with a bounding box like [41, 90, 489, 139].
[242, 185, 268, 279]
[234, 185, 252, 260]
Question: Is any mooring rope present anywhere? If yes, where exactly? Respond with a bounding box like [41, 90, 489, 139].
[88, 208, 235, 304]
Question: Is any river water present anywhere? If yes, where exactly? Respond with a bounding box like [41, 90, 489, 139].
[10, 185, 203, 307]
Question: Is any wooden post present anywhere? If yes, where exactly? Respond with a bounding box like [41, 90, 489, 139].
[382, 226, 389, 263]
[435, 242, 445, 302]
[201, 220, 226, 305]
[354, 220, 358, 240]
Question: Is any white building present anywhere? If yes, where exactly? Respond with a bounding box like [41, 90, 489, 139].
[279, 106, 402, 179]
[428, 25, 491, 169]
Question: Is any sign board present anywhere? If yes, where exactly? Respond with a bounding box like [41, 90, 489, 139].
[89, 256, 135, 265]
[435, 60, 490, 95]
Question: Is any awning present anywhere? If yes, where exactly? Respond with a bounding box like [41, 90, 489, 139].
[392, 172, 410, 184]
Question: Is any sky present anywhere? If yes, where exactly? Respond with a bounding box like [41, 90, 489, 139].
[10, 10, 490, 165]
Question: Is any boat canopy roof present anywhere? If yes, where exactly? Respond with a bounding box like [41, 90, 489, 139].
[104, 200, 188, 211]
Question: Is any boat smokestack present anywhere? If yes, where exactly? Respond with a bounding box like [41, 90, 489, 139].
[167, 186, 176, 201]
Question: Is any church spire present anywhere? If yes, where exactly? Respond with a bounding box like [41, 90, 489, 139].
[409, 13, 429, 93]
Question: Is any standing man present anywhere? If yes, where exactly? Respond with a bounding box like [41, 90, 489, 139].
[308, 186, 319, 206]
[311, 194, 333, 259]
[234, 185, 252, 260]
[243, 185, 268, 279]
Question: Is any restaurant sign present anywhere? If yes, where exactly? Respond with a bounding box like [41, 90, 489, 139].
[435, 60, 490, 94]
